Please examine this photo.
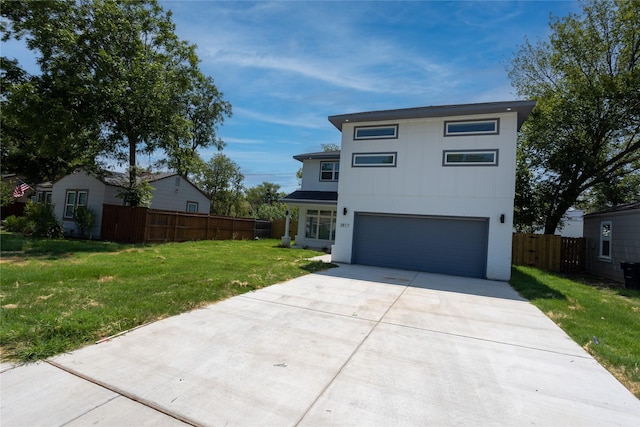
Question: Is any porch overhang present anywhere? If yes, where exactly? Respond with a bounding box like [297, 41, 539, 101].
[280, 191, 338, 205]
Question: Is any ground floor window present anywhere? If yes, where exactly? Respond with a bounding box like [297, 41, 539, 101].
[306, 209, 336, 240]
[64, 190, 88, 218]
[599, 221, 612, 260]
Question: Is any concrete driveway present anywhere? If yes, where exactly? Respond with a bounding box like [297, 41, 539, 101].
[2, 263, 639, 426]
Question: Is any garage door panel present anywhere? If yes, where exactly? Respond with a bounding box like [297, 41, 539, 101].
[352, 214, 488, 278]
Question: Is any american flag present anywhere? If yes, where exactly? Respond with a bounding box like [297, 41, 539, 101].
[13, 182, 31, 198]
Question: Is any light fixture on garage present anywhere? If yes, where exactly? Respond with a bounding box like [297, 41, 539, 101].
[500, 214, 505, 223]
[343, 207, 348, 215]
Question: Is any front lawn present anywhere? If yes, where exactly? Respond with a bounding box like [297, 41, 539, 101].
[0, 232, 328, 362]
[511, 266, 640, 398]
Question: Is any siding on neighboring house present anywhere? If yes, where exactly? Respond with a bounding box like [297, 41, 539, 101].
[584, 205, 640, 283]
[52, 171, 108, 238]
[149, 175, 211, 214]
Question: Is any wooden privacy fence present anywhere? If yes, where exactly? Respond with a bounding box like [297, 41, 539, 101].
[512, 233, 586, 273]
[271, 219, 298, 239]
[101, 204, 270, 243]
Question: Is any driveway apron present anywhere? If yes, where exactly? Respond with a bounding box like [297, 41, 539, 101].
[2, 264, 639, 426]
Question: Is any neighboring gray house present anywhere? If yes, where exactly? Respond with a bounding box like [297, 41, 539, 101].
[51, 170, 211, 238]
[583, 201, 640, 283]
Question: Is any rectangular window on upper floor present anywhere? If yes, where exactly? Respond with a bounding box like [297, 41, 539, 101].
[320, 161, 340, 181]
[352, 152, 397, 167]
[354, 124, 398, 140]
[444, 119, 499, 136]
[443, 150, 498, 166]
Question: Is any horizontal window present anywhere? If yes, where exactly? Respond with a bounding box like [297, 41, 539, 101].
[444, 119, 499, 136]
[443, 150, 498, 166]
[354, 124, 398, 140]
[352, 152, 397, 167]
[320, 161, 340, 181]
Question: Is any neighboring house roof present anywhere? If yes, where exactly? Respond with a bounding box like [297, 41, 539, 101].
[328, 100, 536, 131]
[55, 169, 210, 200]
[584, 201, 640, 217]
[293, 151, 341, 162]
[281, 190, 338, 204]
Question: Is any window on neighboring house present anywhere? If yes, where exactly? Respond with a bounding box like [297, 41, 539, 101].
[443, 150, 498, 166]
[352, 152, 397, 167]
[354, 124, 398, 140]
[175, 176, 181, 187]
[64, 190, 88, 218]
[37, 191, 52, 205]
[320, 161, 340, 181]
[305, 209, 336, 241]
[599, 221, 612, 260]
[444, 119, 499, 136]
[186, 201, 198, 213]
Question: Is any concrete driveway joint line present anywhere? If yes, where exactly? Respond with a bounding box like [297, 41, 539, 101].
[46, 359, 200, 427]
[377, 320, 595, 360]
[293, 270, 420, 426]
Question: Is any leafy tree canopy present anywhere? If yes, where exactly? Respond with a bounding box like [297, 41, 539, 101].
[194, 154, 246, 216]
[509, 0, 639, 233]
[1, 0, 231, 194]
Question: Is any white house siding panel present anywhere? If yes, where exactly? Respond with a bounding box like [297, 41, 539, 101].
[149, 176, 211, 214]
[332, 112, 519, 281]
[299, 159, 340, 192]
[584, 210, 640, 283]
[52, 171, 106, 238]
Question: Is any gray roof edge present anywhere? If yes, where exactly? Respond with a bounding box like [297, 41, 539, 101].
[293, 151, 341, 162]
[328, 100, 536, 131]
[583, 201, 640, 217]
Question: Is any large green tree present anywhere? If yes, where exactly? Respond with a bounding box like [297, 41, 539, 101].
[194, 154, 246, 216]
[509, 0, 640, 233]
[1, 0, 230, 192]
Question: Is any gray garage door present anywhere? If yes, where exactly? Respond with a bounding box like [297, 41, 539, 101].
[352, 213, 488, 278]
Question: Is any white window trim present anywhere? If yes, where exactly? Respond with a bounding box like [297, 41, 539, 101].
[598, 220, 612, 261]
[64, 190, 88, 219]
[305, 209, 337, 241]
[352, 152, 397, 167]
[444, 118, 499, 136]
[354, 124, 399, 140]
[443, 149, 499, 166]
[186, 201, 198, 213]
[319, 161, 340, 182]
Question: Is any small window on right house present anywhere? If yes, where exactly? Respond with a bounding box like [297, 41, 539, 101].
[599, 221, 612, 260]
[444, 119, 499, 136]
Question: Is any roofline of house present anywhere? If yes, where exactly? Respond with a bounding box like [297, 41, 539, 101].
[583, 201, 640, 218]
[328, 100, 536, 131]
[293, 151, 341, 162]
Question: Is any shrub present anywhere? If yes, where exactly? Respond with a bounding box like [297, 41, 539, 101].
[23, 202, 63, 238]
[73, 206, 96, 239]
[3, 215, 28, 233]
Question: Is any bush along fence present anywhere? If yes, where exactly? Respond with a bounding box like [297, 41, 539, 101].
[101, 204, 272, 244]
[512, 233, 586, 273]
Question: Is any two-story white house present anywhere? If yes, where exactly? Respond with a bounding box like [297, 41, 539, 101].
[284, 100, 535, 281]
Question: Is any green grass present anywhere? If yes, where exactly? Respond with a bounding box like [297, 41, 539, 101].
[510, 266, 640, 398]
[0, 232, 330, 363]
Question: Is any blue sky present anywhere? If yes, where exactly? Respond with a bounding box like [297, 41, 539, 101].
[2, 1, 579, 193]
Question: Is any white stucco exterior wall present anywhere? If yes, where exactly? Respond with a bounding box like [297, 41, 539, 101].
[331, 112, 519, 281]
